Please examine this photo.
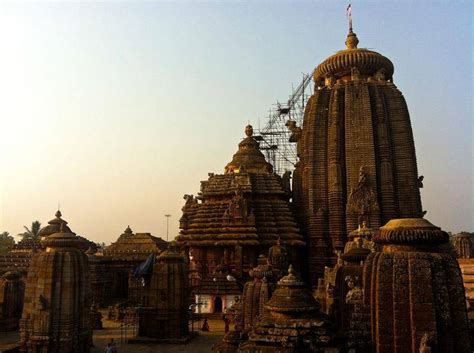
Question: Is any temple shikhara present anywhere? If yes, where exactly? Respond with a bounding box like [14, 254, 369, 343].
[0, 9, 471, 353]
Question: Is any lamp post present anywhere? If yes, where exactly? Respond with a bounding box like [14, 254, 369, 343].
[164, 214, 171, 242]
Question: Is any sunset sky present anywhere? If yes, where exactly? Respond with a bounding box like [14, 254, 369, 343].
[0, 1, 472, 244]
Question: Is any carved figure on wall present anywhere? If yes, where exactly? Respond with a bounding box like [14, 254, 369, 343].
[347, 166, 379, 225]
[285, 120, 302, 142]
[345, 276, 363, 304]
[419, 332, 434, 353]
[417, 175, 424, 188]
[224, 185, 249, 222]
[374, 68, 386, 81]
[351, 67, 361, 80]
[39, 294, 49, 310]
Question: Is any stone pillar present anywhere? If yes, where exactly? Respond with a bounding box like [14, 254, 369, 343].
[363, 218, 470, 353]
[19, 224, 91, 353]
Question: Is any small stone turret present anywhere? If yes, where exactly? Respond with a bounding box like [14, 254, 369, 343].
[267, 237, 289, 278]
[364, 218, 470, 353]
[0, 271, 24, 331]
[241, 255, 275, 330]
[37, 210, 72, 238]
[453, 233, 473, 259]
[238, 266, 340, 352]
[137, 241, 190, 342]
[20, 223, 92, 353]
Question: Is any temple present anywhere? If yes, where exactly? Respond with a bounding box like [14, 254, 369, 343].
[294, 30, 424, 280]
[177, 124, 305, 307]
[0, 10, 471, 353]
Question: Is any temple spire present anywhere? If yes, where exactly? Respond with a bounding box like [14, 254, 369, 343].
[347, 4, 353, 33]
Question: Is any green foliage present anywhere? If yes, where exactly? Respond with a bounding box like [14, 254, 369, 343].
[0, 231, 15, 254]
[18, 221, 42, 240]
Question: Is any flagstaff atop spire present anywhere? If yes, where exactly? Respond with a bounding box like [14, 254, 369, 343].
[347, 4, 353, 33]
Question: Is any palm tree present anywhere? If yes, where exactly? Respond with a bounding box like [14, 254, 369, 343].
[0, 231, 15, 253]
[19, 221, 42, 240]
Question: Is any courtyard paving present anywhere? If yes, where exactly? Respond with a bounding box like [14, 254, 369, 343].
[0, 317, 224, 353]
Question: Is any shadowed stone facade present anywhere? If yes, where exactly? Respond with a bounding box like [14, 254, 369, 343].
[137, 241, 190, 342]
[19, 223, 92, 353]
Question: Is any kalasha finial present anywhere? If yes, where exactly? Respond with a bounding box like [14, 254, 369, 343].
[288, 264, 295, 275]
[245, 124, 253, 137]
[55, 209, 62, 218]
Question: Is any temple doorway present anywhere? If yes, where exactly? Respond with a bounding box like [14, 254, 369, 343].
[214, 296, 222, 313]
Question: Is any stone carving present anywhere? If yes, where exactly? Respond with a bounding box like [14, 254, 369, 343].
[285, 120, 302, 142]
[182, 194, 197, 209]
[325, 75, 336, 88]
[347, 166, 379, 224]
[38, 294, 50, 310]
[224, 186, 249, 222]
[345, 276, 363, 304]
[417, 175, 424, 188]
[419, 332, 434, 353]
[351, 66, 361, 80]
[374, 68, 386, 81]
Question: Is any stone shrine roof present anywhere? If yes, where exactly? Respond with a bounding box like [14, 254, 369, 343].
[178, 127, 304, 248]
[37, 210, 72, 238]
[314, 31, 394, 86]
[225, 125, 273, 175]
[103, 227, 168, 257]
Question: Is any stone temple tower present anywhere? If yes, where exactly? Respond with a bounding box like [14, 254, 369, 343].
[294, 29, 424, 280]
[19, 223, 91, 353]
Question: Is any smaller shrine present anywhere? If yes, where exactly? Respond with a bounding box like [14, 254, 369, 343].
[178, 125, 305, 297]
[315, 223, 375, 330]
[0, 271, 24, 331]
[0, 210, 95, 276]
[20, 222, 92, 353]
[453, 233, 474, 342]
[364, 218, 470, 353]
[238, 265, 340, 353]
[136, 241, 190, 343]
[93, 226, 168, 306]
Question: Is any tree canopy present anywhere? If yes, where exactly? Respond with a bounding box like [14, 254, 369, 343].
[18, 221, 42, 240]
[0, 231, 15, 254]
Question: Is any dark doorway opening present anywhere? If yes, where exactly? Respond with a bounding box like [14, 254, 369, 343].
[214, 296, 222, 313]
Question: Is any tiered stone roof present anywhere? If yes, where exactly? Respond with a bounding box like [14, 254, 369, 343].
[103, 227, 167, 259]
[239, 266, 338, 352]
[178, 125, 304, 248]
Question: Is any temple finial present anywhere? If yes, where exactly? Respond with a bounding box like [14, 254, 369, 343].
[245, 124, 253, 137]
[346, 4, 353, 33]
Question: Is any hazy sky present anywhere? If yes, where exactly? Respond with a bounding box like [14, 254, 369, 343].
[0, 1, 472, 244]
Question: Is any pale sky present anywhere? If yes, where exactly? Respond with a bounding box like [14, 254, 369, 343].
[0, 1, 472, 244]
